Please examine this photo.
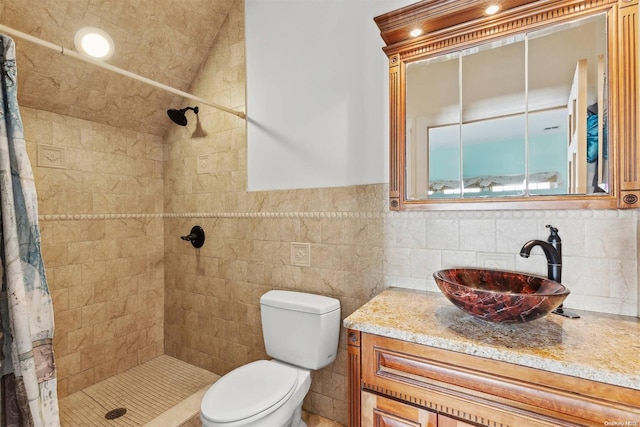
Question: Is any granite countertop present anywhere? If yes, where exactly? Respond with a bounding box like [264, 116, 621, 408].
[344, 288, 640, 390]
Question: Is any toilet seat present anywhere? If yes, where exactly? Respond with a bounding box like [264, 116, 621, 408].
[201, 360, 298, 424]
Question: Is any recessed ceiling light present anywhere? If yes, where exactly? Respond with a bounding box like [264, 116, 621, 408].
[485, 4, 500, 15]
[410, 28, 423, 37]
[74, 27, 114, 60]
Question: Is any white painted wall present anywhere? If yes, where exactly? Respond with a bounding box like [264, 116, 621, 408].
[245, 0, 412, 191]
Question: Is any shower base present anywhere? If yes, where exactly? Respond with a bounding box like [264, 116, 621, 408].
[58, 355, 218, 426]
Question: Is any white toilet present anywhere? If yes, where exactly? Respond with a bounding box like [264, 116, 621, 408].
[200, 290, 341, 427]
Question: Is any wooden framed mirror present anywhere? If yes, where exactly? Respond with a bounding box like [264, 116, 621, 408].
[375, 0, 638, 210]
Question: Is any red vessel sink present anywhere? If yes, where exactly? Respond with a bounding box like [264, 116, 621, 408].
[433, 268, 569, 323]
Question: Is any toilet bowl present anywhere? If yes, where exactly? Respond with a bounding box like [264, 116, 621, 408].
[200, 360, 311, 427]
[200, 290, 341, 427]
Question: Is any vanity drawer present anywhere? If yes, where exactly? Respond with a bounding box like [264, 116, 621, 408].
[361, 391, 437, 427]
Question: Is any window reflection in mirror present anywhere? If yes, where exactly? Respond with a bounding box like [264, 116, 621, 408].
[405, 13, 607, 201]
[462, 37, 526, 199]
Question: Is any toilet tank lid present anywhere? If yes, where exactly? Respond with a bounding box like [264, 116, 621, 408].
[260, 291, 340, 314]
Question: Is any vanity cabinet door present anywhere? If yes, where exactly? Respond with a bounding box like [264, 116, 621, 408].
[437, 415, 476, 427]
[362, 391, 437, 427]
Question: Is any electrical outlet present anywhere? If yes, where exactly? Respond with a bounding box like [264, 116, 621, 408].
[291, 242, 310, 267]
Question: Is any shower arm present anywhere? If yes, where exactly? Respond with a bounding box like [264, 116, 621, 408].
[0, 24, 246, 120]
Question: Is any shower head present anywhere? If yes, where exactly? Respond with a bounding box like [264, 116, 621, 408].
[167, 106, 199, 126]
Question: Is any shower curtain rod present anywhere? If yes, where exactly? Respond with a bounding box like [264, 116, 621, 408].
[0, 24, 246, 120]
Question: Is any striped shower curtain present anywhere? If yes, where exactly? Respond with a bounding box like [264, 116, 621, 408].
[0, 35, 59, 426]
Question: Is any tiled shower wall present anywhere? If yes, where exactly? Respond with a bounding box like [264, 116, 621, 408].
[23, 107, 165, 398]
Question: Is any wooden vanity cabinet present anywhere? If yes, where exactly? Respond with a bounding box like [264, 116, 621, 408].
[348, 330, 640, 427]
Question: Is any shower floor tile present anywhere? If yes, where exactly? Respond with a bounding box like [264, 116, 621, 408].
[59, 355, 218, 426]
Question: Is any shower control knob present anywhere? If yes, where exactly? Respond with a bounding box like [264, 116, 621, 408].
[181, 226, 205, 248]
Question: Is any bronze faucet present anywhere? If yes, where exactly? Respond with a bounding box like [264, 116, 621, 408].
[519, 225, 579, 319]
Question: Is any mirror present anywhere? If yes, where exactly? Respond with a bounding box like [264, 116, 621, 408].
[376, 0, 638, 210]
[407, 15, 607, 200]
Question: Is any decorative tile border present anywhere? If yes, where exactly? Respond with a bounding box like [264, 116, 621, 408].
[38, 209, 638, 221]
[40, 213, 165, 221]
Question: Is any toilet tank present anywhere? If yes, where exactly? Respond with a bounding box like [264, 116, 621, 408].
[260, 290, 340, 370]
